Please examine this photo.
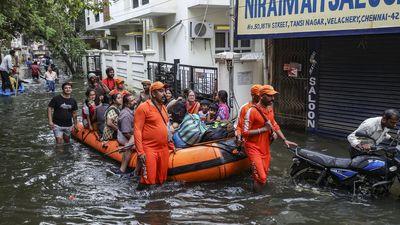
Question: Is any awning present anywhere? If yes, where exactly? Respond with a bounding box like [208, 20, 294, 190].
[148, 28, 166, 33]
[125, 32, 143, 36]
[240, 52, 264, 61]
[215, 25, 229, 31]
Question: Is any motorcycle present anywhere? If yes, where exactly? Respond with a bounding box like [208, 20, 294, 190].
[288, 131, 400, 197]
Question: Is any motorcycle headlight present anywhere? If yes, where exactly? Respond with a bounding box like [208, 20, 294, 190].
[389, 166, 397, 172]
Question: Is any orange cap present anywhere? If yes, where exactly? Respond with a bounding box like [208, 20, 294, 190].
[115, 78, 124, 84]
[259, 85, 279, 96]
[250, 84, 262, 95]
[150, 81, 165, 92]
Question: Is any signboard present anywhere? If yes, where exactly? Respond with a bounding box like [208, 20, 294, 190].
[236, 0, 400, 39]
[307, 51, 318, 131]
[283, 62, 302, 77]
[237, 71, 253, 85]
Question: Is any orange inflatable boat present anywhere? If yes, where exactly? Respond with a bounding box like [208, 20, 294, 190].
[72, 123, 250, 182]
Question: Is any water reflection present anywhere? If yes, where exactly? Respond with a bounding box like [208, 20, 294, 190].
[1, 77, 400, 224]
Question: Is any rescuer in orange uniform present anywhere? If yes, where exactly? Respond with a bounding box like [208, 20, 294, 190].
[242, 85, 297, 192]
[134, 81, 171, 185]
[235, 84, 262, 142]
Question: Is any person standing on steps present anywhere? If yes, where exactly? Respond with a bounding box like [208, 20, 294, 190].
[47, 82, 78, 144]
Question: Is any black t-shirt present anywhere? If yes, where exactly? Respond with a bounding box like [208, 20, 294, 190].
[48, 95, 78, 127]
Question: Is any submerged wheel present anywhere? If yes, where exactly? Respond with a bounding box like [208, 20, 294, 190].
[291, 165, 324, 186]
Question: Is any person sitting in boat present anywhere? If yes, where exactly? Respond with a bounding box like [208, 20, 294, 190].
[170, 100, 208, 148]
[164, 88, 174, 106]
[215, 90, 230, 121]
[109, 93, 136, 175]
[82, 89, 97, 130]
[96, 93, 110, 138]
[101, 93, 122, 141]
[87, 73, 110, 104]
[135, 79, 151, 108]
[198, 99, 211, 122]
[168, 89, 200, 114]
[109, 78, 130, 97]
[206, 103, 219, 123]
[102, 67, 116, 90]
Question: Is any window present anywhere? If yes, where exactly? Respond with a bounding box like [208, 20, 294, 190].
[95, 13, 100, 22]
[142, 0, 149, 5]
[132, 0, 139, 8]
[87, 17, 90, 25]
[214, 31, 252, 53]
[135, 36, 143, 52]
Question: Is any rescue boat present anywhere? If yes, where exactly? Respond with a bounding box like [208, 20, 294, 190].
[72, 123, 250, 182]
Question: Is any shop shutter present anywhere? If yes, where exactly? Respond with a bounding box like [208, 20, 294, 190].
[317, 34, 400, 138]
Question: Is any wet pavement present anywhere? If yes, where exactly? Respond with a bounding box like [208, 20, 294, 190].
[1, 77, 400, 224]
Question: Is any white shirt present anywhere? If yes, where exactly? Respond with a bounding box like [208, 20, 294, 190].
[45, 71, 57, 81]
[347, 116, 391, 147]
[0, 55, 13, 72]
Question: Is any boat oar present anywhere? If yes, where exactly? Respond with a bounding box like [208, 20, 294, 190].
[104, 143, 135, 156]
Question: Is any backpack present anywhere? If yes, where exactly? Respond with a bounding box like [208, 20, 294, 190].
[177, 114, 208, 145]
[201, 121, 235, 142]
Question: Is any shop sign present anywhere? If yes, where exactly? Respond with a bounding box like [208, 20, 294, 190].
[307, 51, 318, 130]
[236, 0, 400, 39]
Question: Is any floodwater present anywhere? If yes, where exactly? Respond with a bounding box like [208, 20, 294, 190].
[1, 77, 400, 225]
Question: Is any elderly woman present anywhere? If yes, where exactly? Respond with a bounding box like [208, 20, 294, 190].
[167, 89, 200, 114]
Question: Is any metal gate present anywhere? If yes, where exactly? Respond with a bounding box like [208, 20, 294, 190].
[317, 34, 400, 138]
[147, 61, 218, 100]
[272, 39, 310, 128]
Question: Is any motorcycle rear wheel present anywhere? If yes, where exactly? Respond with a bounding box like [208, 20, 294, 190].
[291, 166, 325, 186]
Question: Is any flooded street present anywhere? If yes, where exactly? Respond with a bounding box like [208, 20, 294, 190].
[1, 77, 400, 225]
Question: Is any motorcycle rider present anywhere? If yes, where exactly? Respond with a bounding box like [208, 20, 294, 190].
[348, 109, 399, 158]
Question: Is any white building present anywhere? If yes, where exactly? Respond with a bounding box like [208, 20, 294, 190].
[85, 0, 265, 107]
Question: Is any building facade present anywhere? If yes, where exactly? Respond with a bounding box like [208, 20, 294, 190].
[237, 0, 400, 138]
[85, 0, 264, 97]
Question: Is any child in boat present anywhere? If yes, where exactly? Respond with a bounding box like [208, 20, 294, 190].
[198, 99, 210, 122]
[206, 103, 219, 123]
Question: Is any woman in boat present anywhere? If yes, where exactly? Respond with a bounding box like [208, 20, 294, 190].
[215, 90, 229, 121]
[101, 93, 122, 141]
[82, 88, 97, 130]
[185, 89, 200, 114]
[164, 88, 175, 106]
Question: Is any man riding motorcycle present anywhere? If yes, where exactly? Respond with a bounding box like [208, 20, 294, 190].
[348, 109, 399, 158]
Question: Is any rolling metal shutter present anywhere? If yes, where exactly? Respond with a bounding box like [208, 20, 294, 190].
[317, 34, 400, 138]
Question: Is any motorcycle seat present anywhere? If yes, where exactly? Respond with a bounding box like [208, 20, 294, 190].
[297, 148, 352, 168]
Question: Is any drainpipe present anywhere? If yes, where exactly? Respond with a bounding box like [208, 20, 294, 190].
[228, 0, 235, 111]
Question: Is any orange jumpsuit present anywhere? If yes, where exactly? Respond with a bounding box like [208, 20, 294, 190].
[134, 99, 169, 184]
[235, 101, 253, 137]
[242, 104, 280, 184]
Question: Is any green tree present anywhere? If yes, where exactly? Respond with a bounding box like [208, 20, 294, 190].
[0, 0, 105, 74]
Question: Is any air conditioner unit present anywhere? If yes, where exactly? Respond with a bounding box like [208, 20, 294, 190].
[190, 21, 214, 39]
